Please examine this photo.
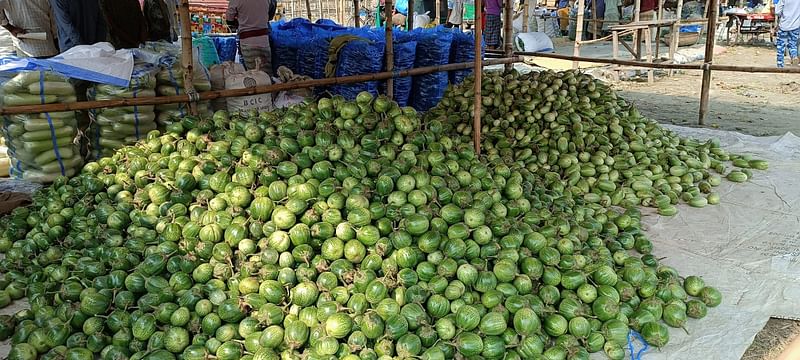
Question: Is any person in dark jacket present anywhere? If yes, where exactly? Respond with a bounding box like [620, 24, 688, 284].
[99, 0, 148, 49]
[144, 0, 175, 42]
[49, 0, 108, 52]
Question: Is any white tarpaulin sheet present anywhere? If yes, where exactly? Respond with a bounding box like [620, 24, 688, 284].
[629, 125, 800, 359]
[1, 125, 800, 359]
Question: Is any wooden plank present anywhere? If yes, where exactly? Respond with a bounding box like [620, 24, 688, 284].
[619, 37, 636, 55]
[644, 27, 654, 82]
[179, 0, 197, 115]
[474, 0, 483, 154]
[612, 30, 620, 81]
[385, 0, 394, 98]
[573, 0, 586, 69]
[504, 0, 514, 70]
[698, 0, 719, 125]
[522, 0, 529, 32]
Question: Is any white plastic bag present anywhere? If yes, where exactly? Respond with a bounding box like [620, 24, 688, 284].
[225, 67, 274, 114]
[514, 32, 555, 52]
[210, 62, 246, 111]
[414, 12, 431, 29]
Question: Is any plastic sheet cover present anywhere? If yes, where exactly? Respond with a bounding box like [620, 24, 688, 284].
[623, 125, 800, 359]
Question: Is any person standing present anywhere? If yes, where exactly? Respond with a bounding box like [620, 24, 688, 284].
[557, 0, 573, 35]
[0, 0, 59, 57]
[775, 0, 800, 67]
[100, 0, 148, 49]
[143, 0, 175, 42]
[603, 0, 621, 34]
[49, 0, 108, 52]
[226, 0, 276, 75]
[445, 0, 464, 28]
[485, 0, 502, 49]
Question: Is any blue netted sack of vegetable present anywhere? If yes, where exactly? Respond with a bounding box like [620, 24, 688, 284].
[88, 63, 159, 159]
[329, 29, 385, 100]
[449, 29, 484, 85]
[380, 32, 417, 106]
[1, 70, 82, 183]
[155, 56, 213, 127]
[410, 26, 453, 111]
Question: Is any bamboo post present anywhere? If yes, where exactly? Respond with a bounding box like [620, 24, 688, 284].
[634, 0, 640, 21]
[655, 0, 664, 58]
[355, 0, 361, 26]
[698, 0, 719, 125]
[291, 0, 295, 19]
[592, 0, 597, 40]
[408, 0, 415, 29]
[669, 0, 683, 65]
[385, 0, 394, 99]
[318, 0, 324, 19]
[474, 0, 483, 154]
[573, 0, 585, 69]
[178, 0, 197, 115]
[522, 0, 529, 32]
[305, 0, 313, 19]
[504, 0, 514, 70]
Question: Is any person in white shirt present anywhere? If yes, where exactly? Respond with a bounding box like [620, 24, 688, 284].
[0, 0, 59, 58]
[445, 0, 464, 28]
[775, 0, 800, 67]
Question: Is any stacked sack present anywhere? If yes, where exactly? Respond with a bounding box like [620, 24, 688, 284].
[88, 63, 158, 159]
[1, 71, 82, 183]
[155, 57, 213, 127]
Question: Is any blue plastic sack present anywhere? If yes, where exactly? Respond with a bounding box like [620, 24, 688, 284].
[212, 36, 238, 62]
[331, 29, 385, 100]
[680, 25, 702, 33]
[380, 32, 416, 106]
[411, 26, 453, 111]
[449, 29, 484, 85]
[271, 20, 312, 74]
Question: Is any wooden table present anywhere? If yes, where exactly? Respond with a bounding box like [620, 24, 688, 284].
[609, 19, 677, 82]
[726, 13, 775, 45]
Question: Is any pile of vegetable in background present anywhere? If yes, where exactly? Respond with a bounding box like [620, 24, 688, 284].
[88, 64, 159, 159]
[1, 71, 83, 183]
[154, 59, 213, 127]
[431, 70, 767, 215]
[0, 71, 750, 360]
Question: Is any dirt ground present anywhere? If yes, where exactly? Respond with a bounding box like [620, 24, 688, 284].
[615, 45, 800, 137]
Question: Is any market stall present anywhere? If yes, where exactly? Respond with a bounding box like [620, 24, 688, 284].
[0, 0, 800, 358]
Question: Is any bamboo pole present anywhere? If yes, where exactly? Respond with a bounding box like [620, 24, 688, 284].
[408, 0, 415, 29]
[698, 0, 719, 125]
[385, 0, 395, 99]
[573, 0, 585, 69]
[305, 0, 313, 19]
[178, 0, 198, 115]
[318, 0, 324, 20]
[474, 0, 483, 154]
[504, 0, 514, 70]
[669, 0, 683, 64]
[522, 0, 529, 32]
[355, 0, 361, 26]
[1, 58, 521, 116]
[515, 50, 800, 72]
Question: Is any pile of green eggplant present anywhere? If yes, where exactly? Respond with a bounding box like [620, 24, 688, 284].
[431, 70, 766, 215]
[0, 74, 728, 360]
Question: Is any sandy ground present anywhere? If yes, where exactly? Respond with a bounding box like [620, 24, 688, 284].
[615, 45, 800, 137]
